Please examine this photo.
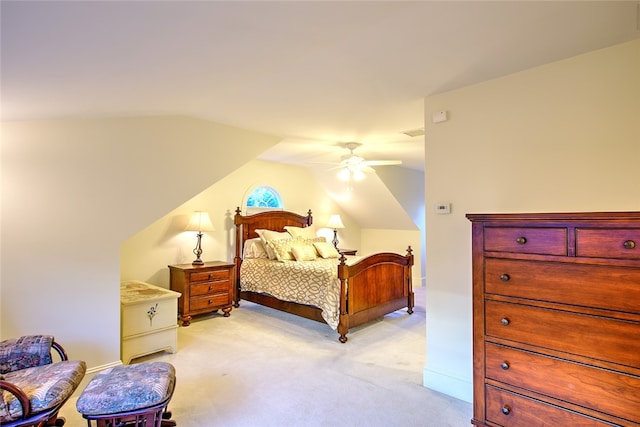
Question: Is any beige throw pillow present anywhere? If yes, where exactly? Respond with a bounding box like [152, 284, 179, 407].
[291, 244, 318, 261]
[313, 241, 340, 259]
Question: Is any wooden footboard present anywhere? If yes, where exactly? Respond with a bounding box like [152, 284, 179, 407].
[336, 248, 414, 342]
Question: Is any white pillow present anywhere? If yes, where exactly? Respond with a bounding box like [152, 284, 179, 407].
[243, 238, 269, 259]
[313, 241, 340, 259]
[284, 225, 317, 239]
[291, 244, 318, 261]
[255, 229, 291, 259]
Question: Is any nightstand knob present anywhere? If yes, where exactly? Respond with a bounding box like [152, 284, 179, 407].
[501, 318, 510, 326]
[501, 361, 510, 370]
[501, 405, 511, 415]
[500, 274, 510, 282]
[208, 286, 213, 291]
[208, 274, 213, 280]
[208, 299, 212, 305]
[624, 240, 636, 249]
[516, 237, 527, 244]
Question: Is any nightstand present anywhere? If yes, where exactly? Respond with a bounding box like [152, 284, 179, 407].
[120, 280, 181, 364]
[338, 248, 358, 256]
[168, 261, 236, 326]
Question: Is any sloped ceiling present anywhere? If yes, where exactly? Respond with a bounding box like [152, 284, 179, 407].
[2, 1, 638, 227]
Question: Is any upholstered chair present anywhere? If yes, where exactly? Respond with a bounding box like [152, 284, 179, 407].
[0, 335, 86, 427]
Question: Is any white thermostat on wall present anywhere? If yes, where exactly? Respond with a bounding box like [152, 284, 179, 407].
[435, 203, 451, 214]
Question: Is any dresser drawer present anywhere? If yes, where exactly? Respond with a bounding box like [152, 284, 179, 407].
[190, 281, 230, 297]
[485, 385, 613, 427]
[485, 300, 640, 367]
[190, 269, 231, 283]
[485, 258, 640, 314]
[190, 293, 231, 312]
[484, 227, 567, 255]
[577, 228, 640, 260]
[486, 343, 640, 423]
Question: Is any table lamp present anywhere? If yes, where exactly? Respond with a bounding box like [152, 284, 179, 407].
[326, 214, 345, 249]
[185, 211, 214, 265]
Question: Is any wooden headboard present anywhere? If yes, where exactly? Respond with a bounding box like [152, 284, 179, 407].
[234, 207, 312, 258]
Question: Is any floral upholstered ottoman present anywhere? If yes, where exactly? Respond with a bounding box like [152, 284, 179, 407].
[76, 362, 176, 427]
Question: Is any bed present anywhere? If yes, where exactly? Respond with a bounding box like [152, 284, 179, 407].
[233, 207, 414, 343]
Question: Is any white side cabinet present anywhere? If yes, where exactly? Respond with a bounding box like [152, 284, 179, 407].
[121, 280, 181, 364]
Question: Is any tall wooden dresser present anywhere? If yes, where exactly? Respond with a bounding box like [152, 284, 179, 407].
[467, 212, 640, 427]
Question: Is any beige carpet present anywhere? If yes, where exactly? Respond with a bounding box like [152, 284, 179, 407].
[60, 286, 472, 426]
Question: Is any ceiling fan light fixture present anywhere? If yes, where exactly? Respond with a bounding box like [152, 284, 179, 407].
[352, 169, 366, 181]
[337, 168, 351, 182]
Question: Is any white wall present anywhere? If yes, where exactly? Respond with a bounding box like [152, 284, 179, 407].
[423, 40, 640, 402]
[1, 116, 279, 368]
[120, 159, 363, 286]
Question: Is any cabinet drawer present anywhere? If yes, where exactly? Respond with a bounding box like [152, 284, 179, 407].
[485, 258, 640, 314]
[190, 269, 230, 283]
[486, 343, 640, 423]
[190, 294, 231, 312]
[485, 385, 612, 427]
[577, 228, 640, 260]
[484, 227, 567, 255]
[122, 298, 177, 337]
[191, 281, 230, 297]
[485, 300, 640, 367]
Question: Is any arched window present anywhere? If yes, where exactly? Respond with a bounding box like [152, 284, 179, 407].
[245, 186, 283, 214]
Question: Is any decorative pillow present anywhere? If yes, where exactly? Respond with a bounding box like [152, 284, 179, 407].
[269, 238, 299, 261]
[284, 225, 317, 239]
[255, 229, 291, 259]
[291, 244, 318, 261]
[243, 238, 269, 259]
[313, 241, 340, 259]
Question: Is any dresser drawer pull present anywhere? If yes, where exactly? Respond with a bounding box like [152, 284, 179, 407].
[516, 237, 527, 244]
[501, 405, 511, 415]
[500, 274, 510, 282]
[208, 286, 213, 291]
[501, 318, 510, 326]
[208, 274, 213, 280]
[208, 299, 212, 305]
[501, 361, 510, 370]
[624, 240, 636, 249]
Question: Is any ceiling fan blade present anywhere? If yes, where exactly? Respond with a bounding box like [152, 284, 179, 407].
[363, 160, 402, 166]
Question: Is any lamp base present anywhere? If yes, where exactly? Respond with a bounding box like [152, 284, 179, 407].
[192, 258, 204, 266]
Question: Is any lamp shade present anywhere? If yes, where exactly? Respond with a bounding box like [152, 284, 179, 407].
[185, 211, 214, 232]
[326, 214, 345, 229]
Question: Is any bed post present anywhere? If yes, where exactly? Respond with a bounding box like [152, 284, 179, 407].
[233, 206, 243, 308]
[337, 254, 350, 343]
[406, 246, 415, 314]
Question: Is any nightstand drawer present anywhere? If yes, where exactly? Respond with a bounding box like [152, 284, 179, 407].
[576, 228, 640, 259]
[191, 269, 230, 283]
[191, 281, 230, 297]
[190, 294, 231, 312]
[484, 227, 567, 255]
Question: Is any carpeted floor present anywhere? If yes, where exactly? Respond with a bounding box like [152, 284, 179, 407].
[60, 286, 472, 426]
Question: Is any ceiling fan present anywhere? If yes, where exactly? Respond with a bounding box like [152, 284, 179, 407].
[332, 142, 402, 182]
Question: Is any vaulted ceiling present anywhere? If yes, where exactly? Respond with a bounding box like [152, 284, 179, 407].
[3, 1, 638, 171]
[2, 1, 638, 228]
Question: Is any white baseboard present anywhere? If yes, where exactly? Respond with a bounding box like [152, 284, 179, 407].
[86, 360, 123, 375]
[423, 367, 472, 403]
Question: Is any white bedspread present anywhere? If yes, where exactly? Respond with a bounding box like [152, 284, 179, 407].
[240, 257, 359, 329]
